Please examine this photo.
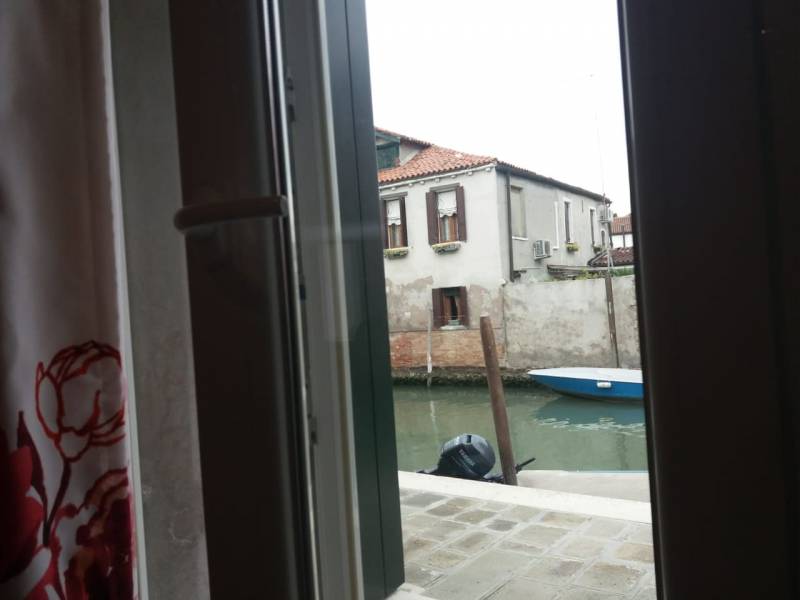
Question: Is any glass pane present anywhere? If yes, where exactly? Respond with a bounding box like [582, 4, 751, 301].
[367, 0, 653, 597]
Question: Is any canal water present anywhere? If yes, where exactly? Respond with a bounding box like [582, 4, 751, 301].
[393, 385, 648, 473]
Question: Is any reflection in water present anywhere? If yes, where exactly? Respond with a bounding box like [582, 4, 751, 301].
[393, 385, 647, 473]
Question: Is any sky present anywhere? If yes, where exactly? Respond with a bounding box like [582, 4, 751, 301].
[365, 0, 631, 214]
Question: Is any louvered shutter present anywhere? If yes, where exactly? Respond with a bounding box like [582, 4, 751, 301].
[455, 185, 467, 241]
[380, 198, 388, 249]
[426, 191, 438, 245]
[400, 196, 408, 247]
[432, 288, 444, 327]
[458, 286, 469, 327]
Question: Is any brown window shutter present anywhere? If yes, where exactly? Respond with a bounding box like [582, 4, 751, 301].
[458, 286, 469, 327]
[455, 185, 467, 241]
[432, 288, 444, 327]
[426, 191, 438, 245]
[380, 199, 388, 249]
[400, 196, 408, 247]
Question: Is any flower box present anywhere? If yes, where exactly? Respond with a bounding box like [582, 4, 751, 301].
[431, 241, 461, 254]
[565, 242, 579, 252]
[592, 244, 603, 253]
[383, 246, 409, 259]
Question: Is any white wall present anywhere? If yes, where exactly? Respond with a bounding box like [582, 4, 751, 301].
[381, 167, 505, 330]
[502, 174, 606, 281]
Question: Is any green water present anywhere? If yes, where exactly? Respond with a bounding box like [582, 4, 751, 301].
[393, 385, 648, 472]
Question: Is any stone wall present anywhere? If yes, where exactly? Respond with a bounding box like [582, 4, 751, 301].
[389, 328, 505, 368]
[504, 275, 640, 369]
[387, 275, 640, 370]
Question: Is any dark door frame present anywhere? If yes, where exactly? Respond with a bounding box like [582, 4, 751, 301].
[619, 0, 800, 596]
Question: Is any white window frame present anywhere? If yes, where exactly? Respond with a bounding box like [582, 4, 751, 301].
[589, 207, 597, 246]
[553, 199, 560, 249]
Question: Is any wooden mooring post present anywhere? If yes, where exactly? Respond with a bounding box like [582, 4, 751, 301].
[479, 314, 517, 486]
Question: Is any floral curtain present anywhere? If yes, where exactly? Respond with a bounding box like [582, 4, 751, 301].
[0, 2, 137, 599]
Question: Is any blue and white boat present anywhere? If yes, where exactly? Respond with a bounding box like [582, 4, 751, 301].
[528, 367, 643, 401]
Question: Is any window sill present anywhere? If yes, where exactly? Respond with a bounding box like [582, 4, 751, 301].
[383, 246, 409, 259]
[512, 236, 529, 241]
[565, 242, 579, 252]
[440, 324, 466, 331]
[432, 241, 461, 254]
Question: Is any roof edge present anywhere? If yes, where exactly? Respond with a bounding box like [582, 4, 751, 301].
[496, 162, 610, 203]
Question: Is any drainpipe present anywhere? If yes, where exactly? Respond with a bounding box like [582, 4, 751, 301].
[505, 171, 514, 281]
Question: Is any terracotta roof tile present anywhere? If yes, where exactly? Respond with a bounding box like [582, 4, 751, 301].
[589, 246, 635, 267]
[378, 144, 495, 184]
[611, 214, 633, 234]
[376, 128, 608, 202]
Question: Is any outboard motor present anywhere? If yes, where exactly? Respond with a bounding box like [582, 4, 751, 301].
[418, 433, 536, 483]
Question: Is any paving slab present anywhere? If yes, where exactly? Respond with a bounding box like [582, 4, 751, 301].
[403, 536, 439, 562]
[583, 518, 628, 539]
[416, 519, 468, 543]
[522, 556, 584, 585]
[488, 578, 559, 599]
[399, 473, 656, 600]
[614, 542, 654, 563]
[404, 563, 443, 588]
[446, 530, 499, 554]
[557, 587, 625, 599]
[573, 562, 645, 594]
[421, 549, 470, 570]
[512, 524, 570, 548]
[426, 549, 530, 600]
[557, 536, 608, 560]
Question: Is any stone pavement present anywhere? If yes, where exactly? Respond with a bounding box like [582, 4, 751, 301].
[399, 486, 656, 600]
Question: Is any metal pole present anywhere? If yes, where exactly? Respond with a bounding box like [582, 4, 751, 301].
[479, 315, 517, 485]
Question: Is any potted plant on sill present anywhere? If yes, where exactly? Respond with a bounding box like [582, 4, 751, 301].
[431, 241, 461, 254]
[383, 246, 409, 259]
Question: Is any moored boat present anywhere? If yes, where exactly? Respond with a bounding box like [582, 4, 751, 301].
[528, 367, 643, 401]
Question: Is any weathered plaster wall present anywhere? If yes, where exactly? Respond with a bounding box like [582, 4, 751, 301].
[381, 167, 505, 290]
[499, 174, 606, 282]
[503, 276, 640, 369]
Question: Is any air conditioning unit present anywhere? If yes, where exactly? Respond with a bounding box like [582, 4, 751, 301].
[533, 239, 552, 259]
[599, 205, 613, 224]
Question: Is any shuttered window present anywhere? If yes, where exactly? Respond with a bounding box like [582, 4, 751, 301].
[432, 286, 469, 327]
[381, 196, 407, 249]
[426, 185, 467, 245]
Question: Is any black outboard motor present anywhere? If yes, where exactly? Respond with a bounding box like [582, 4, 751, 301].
[418, 433, 536, 483]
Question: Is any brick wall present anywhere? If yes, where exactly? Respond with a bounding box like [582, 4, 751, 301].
[389, 328, 506, 368]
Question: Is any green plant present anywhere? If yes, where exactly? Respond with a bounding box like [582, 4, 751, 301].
[383, 246, 409, 259]
[565, 241, 579, 252]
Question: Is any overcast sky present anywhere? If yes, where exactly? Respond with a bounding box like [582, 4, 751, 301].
[365, 0, 631, 214]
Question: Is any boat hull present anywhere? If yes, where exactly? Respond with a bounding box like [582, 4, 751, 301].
[528, 368, 643, 401]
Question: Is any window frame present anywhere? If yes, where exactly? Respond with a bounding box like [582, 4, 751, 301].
[564, 199, 573, 243]
[381, 194, 408, 250]
[552, 199, 560, 249]
[510, 185, 527, 240]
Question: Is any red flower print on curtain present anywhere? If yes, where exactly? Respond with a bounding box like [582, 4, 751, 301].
[0, 343, 134, 600]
